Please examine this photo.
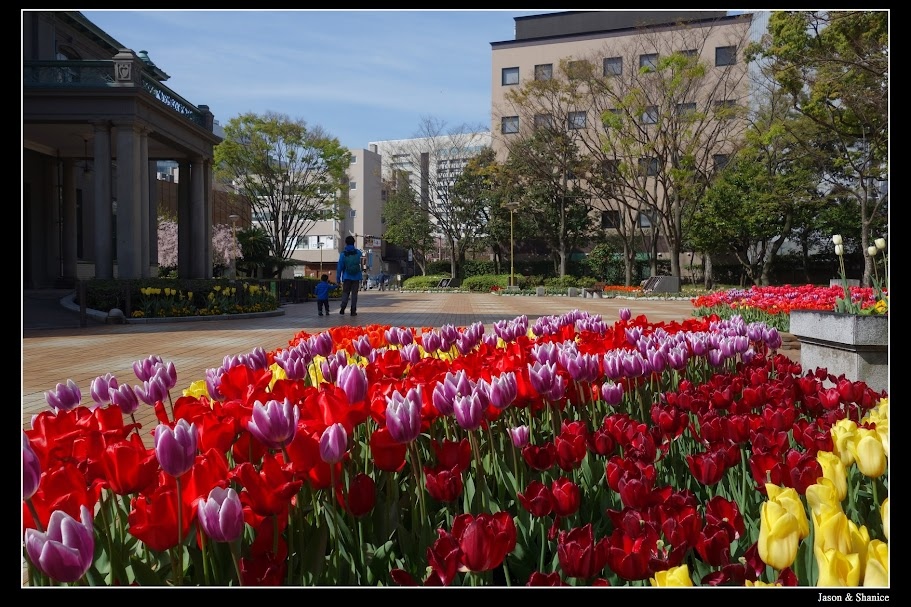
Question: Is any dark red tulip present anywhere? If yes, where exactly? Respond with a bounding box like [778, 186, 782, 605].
[550, 477, 580, 517]
[517, 480, 553, 517]
[424, 464, 464, 503]
[521, 442, 556, 472]
[557, 523, 609, 580]
[451, 512, 517, 573]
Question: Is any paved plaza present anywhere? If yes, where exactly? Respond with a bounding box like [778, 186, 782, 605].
[22, 289, 798, 442]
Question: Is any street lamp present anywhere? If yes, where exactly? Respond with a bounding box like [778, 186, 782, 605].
[318, 241, 324, 276]
[503, 202, 520, 287]
[228, 214, 240, 278]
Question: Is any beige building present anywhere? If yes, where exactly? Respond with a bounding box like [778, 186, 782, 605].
[489, 10, 758, 277]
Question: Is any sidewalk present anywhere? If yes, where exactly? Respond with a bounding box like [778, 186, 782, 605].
[22, 289, 798, 440]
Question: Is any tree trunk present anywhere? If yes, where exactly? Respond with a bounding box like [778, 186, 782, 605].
[703, 253, 714, 291]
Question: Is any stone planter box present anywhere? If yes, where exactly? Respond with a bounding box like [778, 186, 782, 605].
[789, 310, 889, 394]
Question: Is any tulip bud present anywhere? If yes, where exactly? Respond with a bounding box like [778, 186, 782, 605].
[867, 245, 878, 257]
[154, 419, 198, 478]
[651, 564, 693, 587]
[619, 307, 632, 321]
[834, 243, 844, 257]
[24, 505, 94, 583]
[864, 539, 889, 587]
[875, 238, 886, 250]
[832, 234, 843, 245]
[22, 431, 41, 500]
[319, 423, 348, 464]
[881, 498, 889, 542]
[197, 487, 244, 543]
[247, 398, 300, 450]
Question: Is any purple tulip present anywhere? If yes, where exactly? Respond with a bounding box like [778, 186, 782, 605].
[274, 345, 311, 381]
[453, 393, 485, 431]
[353, 335, 374, 357]
[532, 342, 558, 365]
[319, 423, 348, 464]
[528, 361, 558, 395]
[135, 373, 169, 406]
[308, 333, 334, 358]
[23, 431, 41, 500]
[707, 349, 726, 368]
[89, 373, 119, 407]
[154, 419, 198, 478]
[109, 384, 140, 416]
[619, 308, 632, 321]
[45, 379, 81, 413]
[482, 333, 499, 348]
[666, 346, 689, 371]
[647, 349, 667, 374]
[133, 355, 164, 382]
[205, 367, 225, 401]
[488, 372, 517, 410]
[244, 347, 269, 371]
[247, 398, 300, 450]
[400, 343, 422, 364]
[763, 327, 782, 351]
[24, 505, 94, 583]
[621, 351, 647, 378]
[337, 364, 367, 405]
[197, 487, 244, 544]
[385, 388, 423, 444]
[509, 425, 530, 448]
[157, 362, 178, 391]
[601, 381, 624, 406]
[421, 330, 442, 353]
[602, 352, 623, 381]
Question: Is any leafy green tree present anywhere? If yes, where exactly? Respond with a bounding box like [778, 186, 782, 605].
[747, 10, 889, 286]
[214, 111, 351, 276]
[449, 148, 505, 275]
[381, 171, 436, 276]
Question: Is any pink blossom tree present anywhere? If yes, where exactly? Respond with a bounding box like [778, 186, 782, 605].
[157, 217, 239, 273]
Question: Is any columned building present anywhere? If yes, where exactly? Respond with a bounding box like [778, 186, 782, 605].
[23, 11, 222, 288]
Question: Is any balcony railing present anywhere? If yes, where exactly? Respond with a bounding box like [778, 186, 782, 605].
[24, 60, 208, 128]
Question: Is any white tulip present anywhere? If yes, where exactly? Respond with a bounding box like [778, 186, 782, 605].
[835, 244, 844, 257]
[875, 238, 886, 250]
[868, 246, 878, 257]
[832, 234, 843, 245]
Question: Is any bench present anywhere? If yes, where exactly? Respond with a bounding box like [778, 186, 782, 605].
[581, 282, 607, 298]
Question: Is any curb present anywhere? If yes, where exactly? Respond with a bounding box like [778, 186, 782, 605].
[59, 293, 285, 324]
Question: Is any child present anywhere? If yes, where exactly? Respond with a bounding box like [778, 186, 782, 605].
[314, 274, 336, 316]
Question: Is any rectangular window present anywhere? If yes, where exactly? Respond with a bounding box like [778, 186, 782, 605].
[534, 63, 553, 81]
[601, 210, 621, 229]
[568, 111, 587, 130]
[501, 116, 519, 134]
[639, 157, 659, 176]
[641, 105, 658, 125]
[639, 53, 658, 70]
[566, 60, 588, 79]
[502, 67, 519, 85]
[713, 99, 737, 119]
[676, 102, 697, 116]
[715, 45, 737, 66]
[534, 113, 554, 129]
[350, 156, 357, 164]
[638, 211, 656, 228]
[603, 56, 622, 76]
[713, 153, 730, 171]
[349, 181, 357, 190]
[680, 49, 698, 59]
[349, 209, 357, 218]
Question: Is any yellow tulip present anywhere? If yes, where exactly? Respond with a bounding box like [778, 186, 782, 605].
[766, 484, 809, 539]
[650, 565, 693, 587]
[846, 521, 870, 577]
[758, 500, 802, 570]
[806, 480, 842, 518]
[830, 419, 858, 467]
[812, 509, 852, 555]
[816, 452, 848, 502]
[881, 498, 889, 542]
[182, 380, 209, 399]
[815, 547, 861, 587]
[745, 580, 782, 587]
[863, 540, 888, 587]
[850, 429, 887, 478]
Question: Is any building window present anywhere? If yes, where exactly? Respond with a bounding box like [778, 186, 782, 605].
[502, 67, 519, 86]
[601, 210, 621, 229]
[534, 113, 554, 129]
[566, 60, 588, 79]
[603, 56, 622, 76]
[641, 105, 658, 125]
[349, 181, 357, 190]
[639, 157, 659, 176]
[568, 111, 587, 130]
[501, 116, 519, 134]
[679, 49, 698, 59]
[715, 45, 737, 66]
[638, 211, 657, 228]
[350, 156, 357, 164]
[713, 99, 737, 119]
[713, 154, 730, 171]
[639, 53, 659, 71]
[534, 63, 553, 81]
[349, 209, 357, 218]
[676, 102, 697, 116]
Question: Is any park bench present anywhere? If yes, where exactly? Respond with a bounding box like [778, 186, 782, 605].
[581, 282, 607, 298]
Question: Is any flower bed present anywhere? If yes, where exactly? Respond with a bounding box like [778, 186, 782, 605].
[23, 309, 888, 587]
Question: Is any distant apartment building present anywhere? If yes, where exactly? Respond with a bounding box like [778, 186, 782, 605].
[489, 10, 759, 265]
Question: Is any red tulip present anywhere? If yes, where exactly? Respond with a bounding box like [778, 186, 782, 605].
[431, 438, 472, 471]
[518, 480, 553, 518]
[556, 523, 609, 579]
[451, 512, 517, 573]
[550, 477, 581, 517]
[521, 442, 556, 472]
[233, 453, 303, 517]
[369, 426, 407, 472]
[338, 472, 376, 517]
[426, 531, 462, 586]
[127, 482, 194, 552]
[424, 465, 464, 503]
[527, 571, 567, 586]
[101, 434, 160, 496]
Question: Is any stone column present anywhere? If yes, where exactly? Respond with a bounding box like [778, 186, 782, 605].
[189, 156, 208, 278]
[92, 122, 114, 279]
[139, 128, 151, 278]
[177, 160, 191, 278]
[61, 157, 78, 281]
[114, 120, 142, 279]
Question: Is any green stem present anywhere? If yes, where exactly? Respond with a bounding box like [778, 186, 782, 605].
[25, 498, 44, 533]
[174, 480, 183, 586]
[408, 442, 427, 523]
[200, 532, 211, 585]
[229, 541, 244, 586]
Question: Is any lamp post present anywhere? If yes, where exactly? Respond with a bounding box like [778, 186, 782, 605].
[318, 242, 324, 276]
[503, 202, 520, 287]
[228, 214, 240, 278]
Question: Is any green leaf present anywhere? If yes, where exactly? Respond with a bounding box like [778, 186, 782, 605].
[130, 555, 167, 586]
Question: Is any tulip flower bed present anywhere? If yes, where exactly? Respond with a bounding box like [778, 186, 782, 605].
[23, 309, 889, 587]
[691, 284, 888, 332]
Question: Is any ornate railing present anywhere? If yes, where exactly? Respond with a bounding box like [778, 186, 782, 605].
[24, 60, 207, 128]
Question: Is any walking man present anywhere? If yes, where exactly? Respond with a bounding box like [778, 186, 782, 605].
[336, 235, 363, 316]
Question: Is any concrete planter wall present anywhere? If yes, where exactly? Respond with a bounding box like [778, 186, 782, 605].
[789, 310, 889, 394]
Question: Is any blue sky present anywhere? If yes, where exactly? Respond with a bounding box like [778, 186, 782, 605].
[81, 10, 558, 150]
